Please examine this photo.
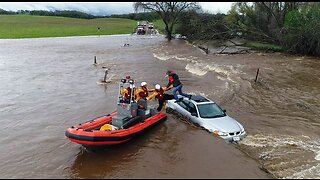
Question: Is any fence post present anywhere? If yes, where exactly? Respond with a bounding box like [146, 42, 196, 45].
[255, 68, 260, 83]
[103, 70, 108, 82]
[94, 56, 97, 64]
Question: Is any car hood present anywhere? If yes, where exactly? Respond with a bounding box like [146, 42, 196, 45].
[201, 115, 243, 133]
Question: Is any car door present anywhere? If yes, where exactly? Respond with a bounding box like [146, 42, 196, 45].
[176, 99, 191, 117]
[176, 100, 199, 122]
[186, 102, 200, 124]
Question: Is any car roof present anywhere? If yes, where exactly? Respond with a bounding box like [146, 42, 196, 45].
[187, 95, 214, 104]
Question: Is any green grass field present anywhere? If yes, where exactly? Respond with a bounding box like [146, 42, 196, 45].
[152, 19, 165, 34]
[0, 15, 138, 38]
[245, 41, 283, 52]
[152, 19, 178, 35]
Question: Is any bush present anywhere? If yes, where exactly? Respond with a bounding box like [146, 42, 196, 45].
[176, 11, 232, 41]
[284, 5, 320, 56]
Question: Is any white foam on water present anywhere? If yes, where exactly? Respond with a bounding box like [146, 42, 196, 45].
[224, 81, 230, 90]
[154, 52, 208, 77]
[153, 53, 172, 61]
[316, 151, 320, 161]
[287, 163, 320, 179]
[153, 53, 196, 63]
[294, 58, 303, 61]
[184, 62, 241, 95]
[185, 63, 207, 76]
[263, 67, 275, 71]
[239, 134, 320, 179]
[196, 63, 239, 84]
[184, 62, 236, 77]
[240, 134, 269, 147]
[216, 75, 226, 81]
[175, 56, 188, 61]
[153, 51, 241, 91]
[205, 64, 231, 76]
[185, 40, 199, 49]
[241, 134, 320, 158]
[173, 55, 198, 63]
[205, 64, 240, 80]
[187, 91, 211, 98]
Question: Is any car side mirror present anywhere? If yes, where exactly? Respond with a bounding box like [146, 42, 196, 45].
[191, 112, 198, 117]
[223, 109, 226, 113]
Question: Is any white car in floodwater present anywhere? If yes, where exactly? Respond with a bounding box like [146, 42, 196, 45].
[166, 95, 247, 142]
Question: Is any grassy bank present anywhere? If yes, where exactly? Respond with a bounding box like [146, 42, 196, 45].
[152, 19, 165, 34]
[0, 15, 137, 38]
[245, 41, 283, 52]
[152, 19, 178, 35]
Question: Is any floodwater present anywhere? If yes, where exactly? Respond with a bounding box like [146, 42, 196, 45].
[0, 34, 319, 179]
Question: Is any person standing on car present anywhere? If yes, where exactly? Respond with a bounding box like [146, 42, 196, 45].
[147, 84, 174, 111]
[165, 70, 192, 102]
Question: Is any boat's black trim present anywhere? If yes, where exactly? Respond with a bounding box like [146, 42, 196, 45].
[122, 116, 142, 129]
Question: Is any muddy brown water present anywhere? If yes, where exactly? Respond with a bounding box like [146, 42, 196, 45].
[0, 34, 319, 178]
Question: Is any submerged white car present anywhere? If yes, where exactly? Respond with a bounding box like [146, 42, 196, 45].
[166, 95, 247, 142]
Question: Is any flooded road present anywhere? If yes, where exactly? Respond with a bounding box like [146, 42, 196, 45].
[0, 34, 319, 178]
[153, 39, 320, 178]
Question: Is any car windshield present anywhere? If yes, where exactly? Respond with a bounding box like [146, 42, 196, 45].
[197, 103, 226, 118]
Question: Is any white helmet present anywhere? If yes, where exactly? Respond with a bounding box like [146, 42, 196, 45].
[155, 84, 161, 90]
[141, 82, 147, 87]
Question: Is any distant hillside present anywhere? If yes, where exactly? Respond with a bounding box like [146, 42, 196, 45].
[0, 15, 138, 38]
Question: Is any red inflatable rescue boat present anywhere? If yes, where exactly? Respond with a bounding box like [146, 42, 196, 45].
[65, 76, 167, 147]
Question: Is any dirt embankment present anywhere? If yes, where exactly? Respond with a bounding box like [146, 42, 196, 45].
[189, 38, 259, 55]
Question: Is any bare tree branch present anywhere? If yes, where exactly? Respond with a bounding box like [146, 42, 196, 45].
[133, 2, 200, 41]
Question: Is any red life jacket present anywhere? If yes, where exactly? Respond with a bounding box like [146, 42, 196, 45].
[169, 76, 174, 84]
[139, 86, 149, 98]
[167, 73, 182, 87]
[155, 88, 165, 100]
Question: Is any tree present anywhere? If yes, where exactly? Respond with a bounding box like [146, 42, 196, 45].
[284, 3, 320, 56]
[177, 11, 232, 41]
[226, 2, 303, 44]
[133, 2, 200, 41]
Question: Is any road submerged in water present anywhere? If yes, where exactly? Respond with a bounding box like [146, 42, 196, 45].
[0, 34, 319, 178]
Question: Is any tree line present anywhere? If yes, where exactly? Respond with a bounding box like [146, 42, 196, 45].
[174, 2, 320, 57]
[1, 1, 319, 57]
[133, 2, 320, 57]
[110, 12, 160, 22]
[225, 2, 320, 56]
